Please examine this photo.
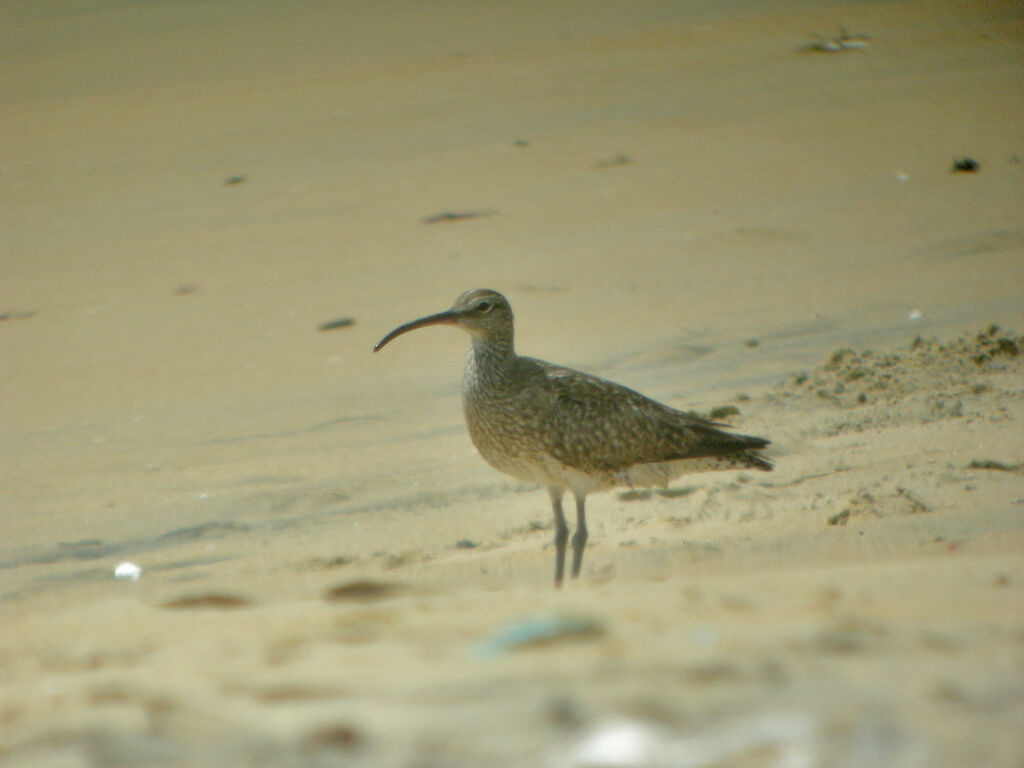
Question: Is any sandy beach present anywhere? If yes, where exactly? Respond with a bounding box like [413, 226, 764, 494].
[2, 1, 1023, 765]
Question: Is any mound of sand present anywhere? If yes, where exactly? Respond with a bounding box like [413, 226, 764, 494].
[768, 326, 1023, 434]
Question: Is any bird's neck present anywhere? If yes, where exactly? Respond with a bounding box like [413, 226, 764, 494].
[465, 336, 516, 393]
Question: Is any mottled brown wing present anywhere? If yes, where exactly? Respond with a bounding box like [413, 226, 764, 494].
[525, 359, 769, 473]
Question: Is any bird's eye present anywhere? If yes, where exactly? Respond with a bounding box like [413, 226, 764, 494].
[477, 301, 493, 313]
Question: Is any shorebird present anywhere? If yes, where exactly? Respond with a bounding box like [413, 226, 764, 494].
[374, 289, 771, 586]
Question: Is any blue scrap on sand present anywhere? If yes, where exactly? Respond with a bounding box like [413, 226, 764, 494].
[474, 614, 604, 658]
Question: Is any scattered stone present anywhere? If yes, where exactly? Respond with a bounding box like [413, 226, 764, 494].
[709, 405, 740, 420]
[967, 459, 1019, 471]
[803, 28, 870, 53]
[323, 580, 407, 602]
[827, 509, 850, 526]
[422, 210, 496, 224]
[160, 593, 252, 609]
[952, 157, 979, 173]
[0, 310, 36, 321]
[318, 317, 356, 331]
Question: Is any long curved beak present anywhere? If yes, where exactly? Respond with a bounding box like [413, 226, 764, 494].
[373, 310, 459, 352]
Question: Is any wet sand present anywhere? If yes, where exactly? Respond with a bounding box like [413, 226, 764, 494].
[2, 1, 1023, 765]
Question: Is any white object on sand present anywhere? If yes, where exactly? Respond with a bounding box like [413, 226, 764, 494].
[114, 561, 142, 581]
[552, 714, 816, 768]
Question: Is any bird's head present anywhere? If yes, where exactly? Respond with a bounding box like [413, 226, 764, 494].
[373, 289, 514, 351]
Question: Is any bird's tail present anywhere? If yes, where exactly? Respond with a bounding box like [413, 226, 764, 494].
[730, 433, 772, 471]
[738, 448, 773, 471]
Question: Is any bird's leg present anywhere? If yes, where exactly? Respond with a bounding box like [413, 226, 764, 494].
[570, 494, 588, 579]
[549, 487, 568, 587]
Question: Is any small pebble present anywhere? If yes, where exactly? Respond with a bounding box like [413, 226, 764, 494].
[709, 405, 740, 420]
[318, 317, 356, 331]
[0, 310, 36, 321]
[324, 580, 407, 602]
[804, 29, 870, 53]
[161, 593, 251, 609]
[422, 210, 496, 224]
[967, 459, 1018, 471]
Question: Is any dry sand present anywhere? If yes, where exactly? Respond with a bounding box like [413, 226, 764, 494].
[2, 1, 1023, 766]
